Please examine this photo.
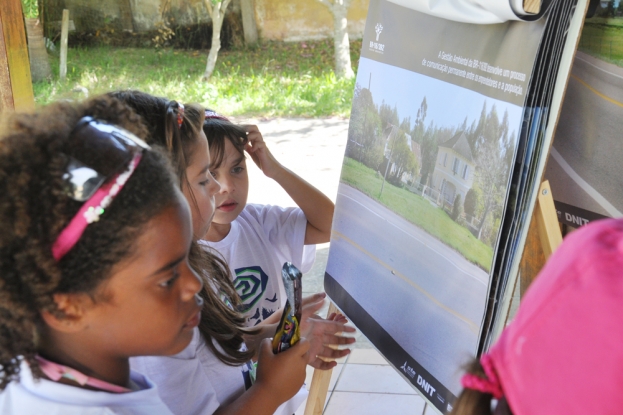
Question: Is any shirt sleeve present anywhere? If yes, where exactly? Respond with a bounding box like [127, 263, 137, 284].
[245, 204, 316, 273]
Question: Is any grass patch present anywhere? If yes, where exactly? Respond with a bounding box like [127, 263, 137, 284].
[340, 157, 493, 272]
[579, 18, 623, 66]
[34, 39, 361, 117]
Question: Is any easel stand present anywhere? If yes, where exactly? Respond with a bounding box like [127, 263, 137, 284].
[518, 180, 562, 295]
[304, 180, 562, 415]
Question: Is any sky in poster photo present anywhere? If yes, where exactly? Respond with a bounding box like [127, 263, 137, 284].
[357, 57, 523, 132]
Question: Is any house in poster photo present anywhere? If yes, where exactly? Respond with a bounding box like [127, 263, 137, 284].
[432, 131, 474, 208]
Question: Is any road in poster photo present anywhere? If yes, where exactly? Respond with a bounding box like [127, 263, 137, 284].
[546, 50, 623, 226]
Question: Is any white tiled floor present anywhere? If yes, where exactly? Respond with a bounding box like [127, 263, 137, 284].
[295, 349, 432, 415]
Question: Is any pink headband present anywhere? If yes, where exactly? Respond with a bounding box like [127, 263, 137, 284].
[52, 153, 143, 261]
[177, 103, 185, 128]
[205, 109, 229, 122]
[460, 354, 503, 399]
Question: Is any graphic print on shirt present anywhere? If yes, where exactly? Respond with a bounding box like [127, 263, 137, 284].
[234, 266, 279, 325]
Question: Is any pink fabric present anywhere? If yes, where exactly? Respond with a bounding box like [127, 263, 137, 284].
[486, 218, 623, 415]
[461, 354, 503, 399]
[35, 355, 131, 393]
[52, 153, 142, 260]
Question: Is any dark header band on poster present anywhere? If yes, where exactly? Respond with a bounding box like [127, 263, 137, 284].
[361, 1, 548, 107]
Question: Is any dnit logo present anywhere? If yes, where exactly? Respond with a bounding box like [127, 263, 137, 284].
[400, 361, 416, 379]
[375, 23, 383, 41]
[369, 23, 385, 54]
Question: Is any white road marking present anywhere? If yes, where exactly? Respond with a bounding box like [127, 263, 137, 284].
[337, 191, 489, 286]
[550, 148, 622, 217]
[575, 55, 623, 81]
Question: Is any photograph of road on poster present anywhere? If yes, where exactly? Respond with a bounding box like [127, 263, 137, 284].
[326, 57, 523, 394]
[546, 48, 623, 226]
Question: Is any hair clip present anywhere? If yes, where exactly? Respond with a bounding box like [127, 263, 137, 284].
[177, 103, 185, 128]
[460, 354, 504, 399]
[205, 109, 229, 122]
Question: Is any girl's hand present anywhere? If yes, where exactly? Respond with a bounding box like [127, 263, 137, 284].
[300, 292, 356, 369]
[254, 338, 310, 404]
[243, 125, 283, 179]
[301, 312, 356, 369]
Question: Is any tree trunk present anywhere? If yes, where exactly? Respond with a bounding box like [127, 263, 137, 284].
[25, 18, 51, 82]
[240, 0, 258, 46]
[332, 3, 353, 79]
[203, 0, 231, 81]
[118, 0, 135, 32]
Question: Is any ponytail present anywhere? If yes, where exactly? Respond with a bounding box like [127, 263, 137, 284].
[452, 359, 513, 415]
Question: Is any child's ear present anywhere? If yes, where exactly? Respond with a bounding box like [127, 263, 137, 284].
[40, 293, 92, 333]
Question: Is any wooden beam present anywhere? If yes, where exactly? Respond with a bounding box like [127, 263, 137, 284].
[304, 302, 339, 415]
[0, 0, 35, 112]
[523, 0, 541, 14]
[518, 180, 562, 295]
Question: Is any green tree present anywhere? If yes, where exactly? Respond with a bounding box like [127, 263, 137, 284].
[412, 97, 427, 144]
[464, 188, 479, 218]
[451, 194, 463, 221]
[418, 122, 439, 187]
[388, 128, 417, 185]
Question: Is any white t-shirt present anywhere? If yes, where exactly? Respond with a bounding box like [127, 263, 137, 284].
[131, 328, 241, 415]
[131, 328, 307, 415]
[201, 204, 316, 326]
[0, 361, 172, 415]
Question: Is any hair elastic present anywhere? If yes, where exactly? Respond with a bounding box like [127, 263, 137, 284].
[177, 103, 185, 128]
[460, 354, 504, 399]
[205, 109, 229, 122]
[52, 152, 143, 261]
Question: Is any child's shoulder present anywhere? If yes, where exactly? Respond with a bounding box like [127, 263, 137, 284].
[0, 362, 172, 415]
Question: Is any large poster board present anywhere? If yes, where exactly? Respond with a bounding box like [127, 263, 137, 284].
[324, 0, 586, 412]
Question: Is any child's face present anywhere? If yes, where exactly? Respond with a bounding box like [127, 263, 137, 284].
[80, 195, 203, 357]
[209, 138, 249, 226]
[183, 131, 221, 239]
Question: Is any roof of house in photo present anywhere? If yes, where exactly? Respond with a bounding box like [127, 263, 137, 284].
[438, 131, 473, 162]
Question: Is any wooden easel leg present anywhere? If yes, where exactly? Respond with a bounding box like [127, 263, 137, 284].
[518, 180, 562, 296]
[304, 302, 339, 415]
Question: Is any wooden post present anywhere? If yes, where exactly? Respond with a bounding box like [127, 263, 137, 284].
[59, 9, 69, 81]
[518, 180, 562, 295]
[523, 0, 541, 14]
[304, 302, 339, 415]
[0, 0, 35, 112]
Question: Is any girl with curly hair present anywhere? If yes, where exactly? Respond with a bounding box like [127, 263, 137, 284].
[0, 96, 205, 413]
